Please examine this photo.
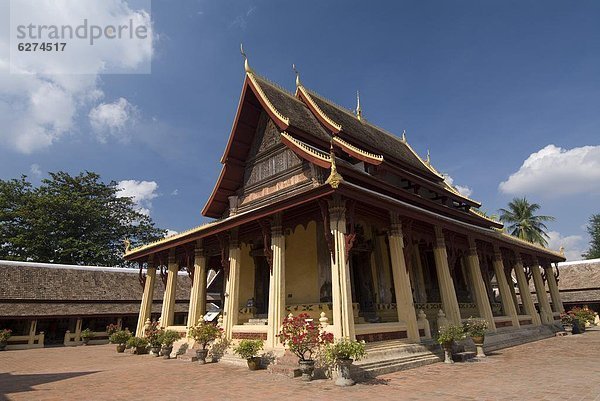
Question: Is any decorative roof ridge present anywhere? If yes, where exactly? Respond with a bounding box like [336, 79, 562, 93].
[246, 72, 290, 128]
[296, 86, 342, 133]
[400, 138, 446, 180]
[280, 131, 331, 163]
[333, 136, 383, 164]
[469, 208, 501, 225]
[496, 231, 565, 258]
[251, 72, 307, 105]
[304, 87, 358, 118]
[126, 219, 223, 256]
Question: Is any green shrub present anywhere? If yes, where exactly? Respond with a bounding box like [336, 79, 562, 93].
[109, 330, 132, 345]
[233, 339, 263, 359]
[80, 328, 94, 340]
[189, 321, 222, 349]
[159, 330, 181, 347]
[462, 317, 489, 337]
[127, 336, 149, 348]
[436, 324, 465, 345]
[324, 338, 366, 363]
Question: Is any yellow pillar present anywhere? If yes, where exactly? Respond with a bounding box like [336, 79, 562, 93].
[223, 230, 241, 339]
[507, 269, 520, 315]
[267, 214, 286, 349]
[465, 238, 496, 332]
[432, 226, 461, 325]
[514, 255, 541, 326]
[329, 197, 355, 340]
[136, 258, 157, 336]
[160, 250, 179, 328]
[545, 264, 564, 314]
[74, 318, 82, 342]
[492, 246, 519, 328]
[28, 319, 37, 346]
[388, 213, 420, 342]
[530, 258, 553, 325]
[187, 240, 208, 328]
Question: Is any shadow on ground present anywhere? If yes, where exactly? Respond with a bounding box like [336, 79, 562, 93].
[0, 371, 98, 401]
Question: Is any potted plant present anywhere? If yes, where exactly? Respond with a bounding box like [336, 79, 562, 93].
[233, 339, 264, 370]
[0, 329, 12, 351]
[560, 312, 574, 332]
[569, 306, 595, 333]
[189, 320, 222, 364]
[127, 336, 149, 355]
[324, 338, 366, 386]
[109, 329, 132, 353]
[209, 338, 231, 363]
[462, 317, 489, 358]
[436, 324, 465, 364]
[106, 323, 120, 336]
[278, 313, 334, 381]
[159, 330, 181, 359]
[80, 328, 94, 345]
[145, 321, 162, 356]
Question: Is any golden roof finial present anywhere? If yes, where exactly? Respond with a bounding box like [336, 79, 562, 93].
[401, 129, 407, 143]
[292, 63, 301, 87]
[356, 90, 362, 121]
[124, 238, 131, 254]
[325, 139, 343, 189]
[559, 246, 565, 256]
[426, 149, 431, 164]
[240, 43, 252, 73]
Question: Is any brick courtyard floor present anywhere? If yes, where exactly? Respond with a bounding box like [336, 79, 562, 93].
[1, 329, 599, 401]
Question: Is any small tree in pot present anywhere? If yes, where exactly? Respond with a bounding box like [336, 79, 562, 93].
[436, 324, 465, 364]
[233, 339, 264, 370]
[127, 336, 149, 355]
[159, 330, 181, 359]
[278, 313, 334, 381]
[324, 339, 366, 386]
[109, 329, 132, 353]
[189, 320, 222, 364]
[80, 328, 94, 345]
[0, 329, 12, 351]
[462, 317, 489, 358]
[209, 338, 231, 363]
[144, 321, 162, 357]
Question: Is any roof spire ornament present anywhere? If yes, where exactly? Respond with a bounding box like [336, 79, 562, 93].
[559, 246, 565, 256]
[240, 43, 252, 73]
[325, 139, 343, 189]
[292, 64, 301, 87]
[356, 90, 362, 121]
[426, 149, 431, 164]
[401, 130, 407, 143]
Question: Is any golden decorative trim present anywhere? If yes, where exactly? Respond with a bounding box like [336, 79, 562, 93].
[469, 208, 501, 225]
[497, 231, 565, 258]
[325, 141, 343, 189]
[297, 86, 342, 133]
[333, 136, 383, 164]
[280, 131, 332, 165]
[356, 90, 362, 121]
[247, 72, 290, 128]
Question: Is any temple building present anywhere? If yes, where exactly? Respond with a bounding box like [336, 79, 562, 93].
[124, 53, 565, 354]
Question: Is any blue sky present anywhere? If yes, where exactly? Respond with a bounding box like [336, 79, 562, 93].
[1, 0, 599, 260]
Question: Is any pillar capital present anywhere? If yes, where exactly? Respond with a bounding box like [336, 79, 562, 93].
[493, 244, 502, 262]
[434, 226, 445, 249]
[168, 249, 177, 265]
[271, 213, 283, 237]
[467, 236, 478, 256]
[389, 212, 403, 238]
[327, 196, 346, 220]
[514, 252, 523, 265]
[229, 228, 239, 248]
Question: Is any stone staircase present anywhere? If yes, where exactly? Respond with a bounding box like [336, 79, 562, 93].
[351, 340, 441, 379]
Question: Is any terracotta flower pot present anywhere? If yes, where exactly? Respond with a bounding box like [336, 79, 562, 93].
[246, 357, 261, 370]
[116, 344, 126, 353]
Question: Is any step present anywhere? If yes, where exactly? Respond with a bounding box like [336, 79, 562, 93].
[177, 349, 198, 362]
[452, 351, 476, 362]
[267, 350, 301, 378]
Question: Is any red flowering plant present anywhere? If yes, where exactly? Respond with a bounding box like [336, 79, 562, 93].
[144, 321, 163, 348]
[106, 324, 120, 336]
[278, 313, 334, 362]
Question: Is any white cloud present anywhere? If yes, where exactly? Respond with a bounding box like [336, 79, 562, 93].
[0, 0, 153, 153]
[499, 145, 600, 197]
[89, 98, 138, 142]
[165, 229, 178, 237]
[547, 231, 586, 262]
[443, 174, 473, 198]
[29, 164, 42, 177]
[117, 180, 159, 216]
[171, 189, 179, 196]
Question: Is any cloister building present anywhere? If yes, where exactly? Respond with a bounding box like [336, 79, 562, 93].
[124, 56, 565, 352]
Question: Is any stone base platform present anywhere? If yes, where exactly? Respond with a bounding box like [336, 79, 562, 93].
[465, 324, 557, 353]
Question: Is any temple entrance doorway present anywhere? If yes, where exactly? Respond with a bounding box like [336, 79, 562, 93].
[350, 250, 376, 318]
[252, 256, 270, 316]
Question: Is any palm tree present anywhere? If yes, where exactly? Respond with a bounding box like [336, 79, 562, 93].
[498, 197, 554, 247]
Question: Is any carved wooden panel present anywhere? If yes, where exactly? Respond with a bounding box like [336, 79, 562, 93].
[244, 147, 302, 188]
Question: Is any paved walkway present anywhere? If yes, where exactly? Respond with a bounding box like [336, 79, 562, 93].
[1, 329, 599, 401]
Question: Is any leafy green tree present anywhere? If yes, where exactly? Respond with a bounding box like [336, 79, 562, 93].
[583, 214, 600, 259]
[498, 197, 554, 247]
[0, 172, 165, 266]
